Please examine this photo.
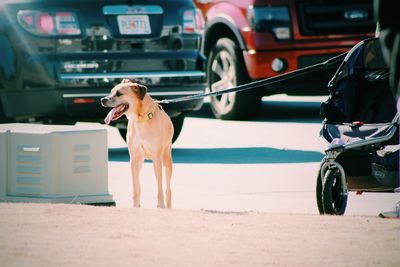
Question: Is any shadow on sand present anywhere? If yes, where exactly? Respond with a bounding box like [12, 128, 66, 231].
[109, 147, 323, 164]
[109, 98, 325, 164]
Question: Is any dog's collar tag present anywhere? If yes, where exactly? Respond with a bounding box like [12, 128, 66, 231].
[136, 110, 155, 123]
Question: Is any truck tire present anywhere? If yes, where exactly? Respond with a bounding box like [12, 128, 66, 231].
[208, 38, 261, 120]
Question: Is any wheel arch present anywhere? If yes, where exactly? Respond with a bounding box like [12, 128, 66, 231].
[203, 18, 246, 58]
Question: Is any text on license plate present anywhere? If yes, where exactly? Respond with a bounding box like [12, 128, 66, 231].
[117, 15, 151, 35]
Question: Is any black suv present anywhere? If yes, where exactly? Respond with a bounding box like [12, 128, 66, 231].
[0, 0, 206, 141]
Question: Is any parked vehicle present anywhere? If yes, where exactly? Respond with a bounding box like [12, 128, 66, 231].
[0, 0, 207, 142]
[195, 0, 375, 120]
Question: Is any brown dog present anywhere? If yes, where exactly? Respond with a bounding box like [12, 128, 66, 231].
[101, 79, 174, 208]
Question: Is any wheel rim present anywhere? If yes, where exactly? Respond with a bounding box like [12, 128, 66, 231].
[210, 50, 237, 114]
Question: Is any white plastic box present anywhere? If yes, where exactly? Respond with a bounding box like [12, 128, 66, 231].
[0, 123, 114, 205]
[0, 126, 7, 200]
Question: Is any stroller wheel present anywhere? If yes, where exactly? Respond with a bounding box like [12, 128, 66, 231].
[316, 172, 325, 215]
[322, 168, 348, 215]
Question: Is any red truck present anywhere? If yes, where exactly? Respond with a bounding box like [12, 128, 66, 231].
[195, 0, 375, 119]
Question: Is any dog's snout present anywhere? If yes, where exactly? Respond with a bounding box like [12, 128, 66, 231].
[101, 97, 109, 106]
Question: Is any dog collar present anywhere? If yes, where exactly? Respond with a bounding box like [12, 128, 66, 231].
[135, 104, 161, 123]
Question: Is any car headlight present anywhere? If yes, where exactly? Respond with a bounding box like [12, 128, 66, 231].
[247, 5, 291, 40]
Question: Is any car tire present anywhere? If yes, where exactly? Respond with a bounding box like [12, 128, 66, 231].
[0, 105, 4, 123]
[0, 101, 11, 123]
[171, 114, 185, 143]
[118, 127, 128, 142]
[208, 38, 262, 120]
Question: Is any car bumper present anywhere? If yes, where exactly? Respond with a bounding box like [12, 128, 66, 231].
[1, 76, 205, 121]
[243, 46, 351, 79]
[242, 46, 351, 94]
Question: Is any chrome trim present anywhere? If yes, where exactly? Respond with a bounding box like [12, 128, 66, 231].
[148, 91, 204, 96]
[63, 93, 108, 98]
[60, 71, 206, 80]
[344, 10, 369, 20]
[62, 91, 204, 99]
[103, 5, 163, 15]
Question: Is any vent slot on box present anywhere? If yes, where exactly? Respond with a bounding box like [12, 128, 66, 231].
[15, 145, 42, 196]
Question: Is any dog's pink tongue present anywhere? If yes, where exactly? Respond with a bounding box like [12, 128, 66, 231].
[104, 107, 117, 125]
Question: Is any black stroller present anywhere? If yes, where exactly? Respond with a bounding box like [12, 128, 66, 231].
[317, 37, 399, 215]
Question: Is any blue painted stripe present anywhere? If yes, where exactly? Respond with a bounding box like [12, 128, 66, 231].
[16, 176, 41, 184]
[16, 155, 41, 163]
[16, 165, 41, 174]
[103, 5, 163, 15]
[7, 193, 113, 199]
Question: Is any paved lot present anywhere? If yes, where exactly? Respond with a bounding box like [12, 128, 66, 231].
[103, 95, 399, 215]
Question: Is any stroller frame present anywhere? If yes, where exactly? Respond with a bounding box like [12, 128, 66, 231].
[317, 37, 399, 215]
[318, 119, 398, 215]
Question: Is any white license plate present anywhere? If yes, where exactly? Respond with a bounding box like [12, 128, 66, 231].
[117, 15, 151, 35]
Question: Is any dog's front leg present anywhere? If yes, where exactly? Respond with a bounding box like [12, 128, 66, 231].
[153, 157, 165, 208]
[163, 145, 173, 209]
[130, 155, 143, 208]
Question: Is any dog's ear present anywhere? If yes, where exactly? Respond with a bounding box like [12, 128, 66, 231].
[131, 83, 147, 100]
[122, 78, 140, 84]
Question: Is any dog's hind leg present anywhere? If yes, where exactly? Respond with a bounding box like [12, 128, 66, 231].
[153, 155, 165, 208]
[163, 144, 173, 209]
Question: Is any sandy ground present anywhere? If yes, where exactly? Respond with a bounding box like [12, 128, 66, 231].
[0, 203, 399, 267]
